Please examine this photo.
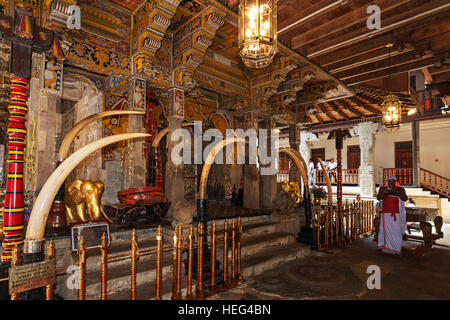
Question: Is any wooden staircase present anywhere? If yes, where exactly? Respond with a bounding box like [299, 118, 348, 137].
[420, 168, 449, 200]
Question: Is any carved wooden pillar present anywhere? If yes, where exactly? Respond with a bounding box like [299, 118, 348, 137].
[328, 129, 351, 207]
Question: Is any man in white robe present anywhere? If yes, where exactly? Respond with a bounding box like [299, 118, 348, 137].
[377, 176, 408, 255]
[308, 159, 315, 186]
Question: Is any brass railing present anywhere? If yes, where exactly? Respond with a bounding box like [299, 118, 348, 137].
[420, 168, 449, 198]
[315, 200, 375, 250]
[8, 219, 243, 300]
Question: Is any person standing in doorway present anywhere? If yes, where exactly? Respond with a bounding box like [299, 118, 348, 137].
[376, 176, 408, 255]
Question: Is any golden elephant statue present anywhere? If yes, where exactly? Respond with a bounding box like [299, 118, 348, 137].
[65, 180, 112, 225]
[281, 181, 303, 205]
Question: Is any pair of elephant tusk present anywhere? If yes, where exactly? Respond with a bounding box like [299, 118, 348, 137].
[58, 110, 145, 160]
[279, 148, 310, 195]
[26, 133, 149, 244]
[151, 122, 195, 148]
[101, 206, 113, 224]
[199, 137, 246, 200]
[318, 160, 333, 205]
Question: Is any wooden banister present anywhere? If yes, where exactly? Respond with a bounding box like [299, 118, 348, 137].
[420, 168, 449, 198]
[316, 169, 359, 185]
[383, 168, 413, 185]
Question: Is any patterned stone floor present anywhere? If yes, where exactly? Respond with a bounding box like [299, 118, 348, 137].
[211, 224, 450, 300]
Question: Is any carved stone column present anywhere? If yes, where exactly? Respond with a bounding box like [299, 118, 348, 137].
[243, 110, 259, 209]
[299, 131, 318, 166]
[260, 118, 277, 210]
[353, 122, 379, 198]
[165, 88, 185, 218]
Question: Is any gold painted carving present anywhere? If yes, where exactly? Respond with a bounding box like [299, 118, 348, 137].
[65, 180, 112, 225]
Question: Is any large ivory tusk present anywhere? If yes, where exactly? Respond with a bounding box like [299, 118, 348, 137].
[26, 133, 149, 242]
[289, 148, 311, 194]
[58, 111, 145, 160]
[319, 160, 333, 205]
[280, 148, 310, 195]
[152, 122, 195, 148]
[199, 137, 245, 200]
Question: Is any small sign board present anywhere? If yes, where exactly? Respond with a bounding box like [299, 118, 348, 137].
[71, 221, 110, 252]
[9, 258, 56, 295]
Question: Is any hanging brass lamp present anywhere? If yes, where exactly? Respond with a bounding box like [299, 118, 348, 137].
[238, 0, 278, 68]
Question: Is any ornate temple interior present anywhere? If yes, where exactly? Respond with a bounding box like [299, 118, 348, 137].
[0, 0, 448, 301]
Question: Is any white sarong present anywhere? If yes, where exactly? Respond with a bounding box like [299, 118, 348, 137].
[378, 195, 406, 255]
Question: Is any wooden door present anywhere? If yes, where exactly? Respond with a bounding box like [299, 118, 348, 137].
[395, 141, 412, 168]
[279, 155, 290, 172]
[311, 148, 325, 167]
[347, 145, 360, 169]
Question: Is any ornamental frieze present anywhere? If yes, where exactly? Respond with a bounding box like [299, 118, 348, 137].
[195, 71, 249, 97]
[67, 38, 131, 75]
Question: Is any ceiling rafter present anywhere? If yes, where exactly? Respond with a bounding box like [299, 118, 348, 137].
[305, 0, 450, 58]
[325, 101, 350, 120]
[317, 103, 337, 122]
[347, 97, 380, 115]
[291, 0, 412, 50]
[335, 99, 365, 117]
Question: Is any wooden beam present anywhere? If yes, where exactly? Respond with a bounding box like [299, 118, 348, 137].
[327, 31, 450, 73]
[306, 0, 450, 58]
[291, 0, 412, 49]
[349, 96, 382, 114]
[328, 46, 410, 74]
[278, 0, 343, 35]
[335, 51, 435, 80]
[307, 113, 319, 124]
[352, 92, 384, 105]
[336, 99, 366, 117]
[429, 64, 450, 76]
[317, 103, 337, 122]
[345, 97, 379, 115]
[325, 101, 350, 120]
[315, 112, 327, 123]
[344, 55, 444, 85]
[431, 71, 450, 83]
[315, 12, 450, 66]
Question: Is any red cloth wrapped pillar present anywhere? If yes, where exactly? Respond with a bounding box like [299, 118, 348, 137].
[2, 77, 28, 261]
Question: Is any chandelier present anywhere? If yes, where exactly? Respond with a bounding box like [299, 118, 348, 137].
[238, 0, 278, 68]
[381, 93, 402, 130]
[381, 43, 402, 130]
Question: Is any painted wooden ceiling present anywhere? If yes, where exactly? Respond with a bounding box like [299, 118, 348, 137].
[104, 0, 147, 12]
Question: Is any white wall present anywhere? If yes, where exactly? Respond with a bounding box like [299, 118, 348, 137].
[307, 117, 450, 184]
[419, 119, 450, 177]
